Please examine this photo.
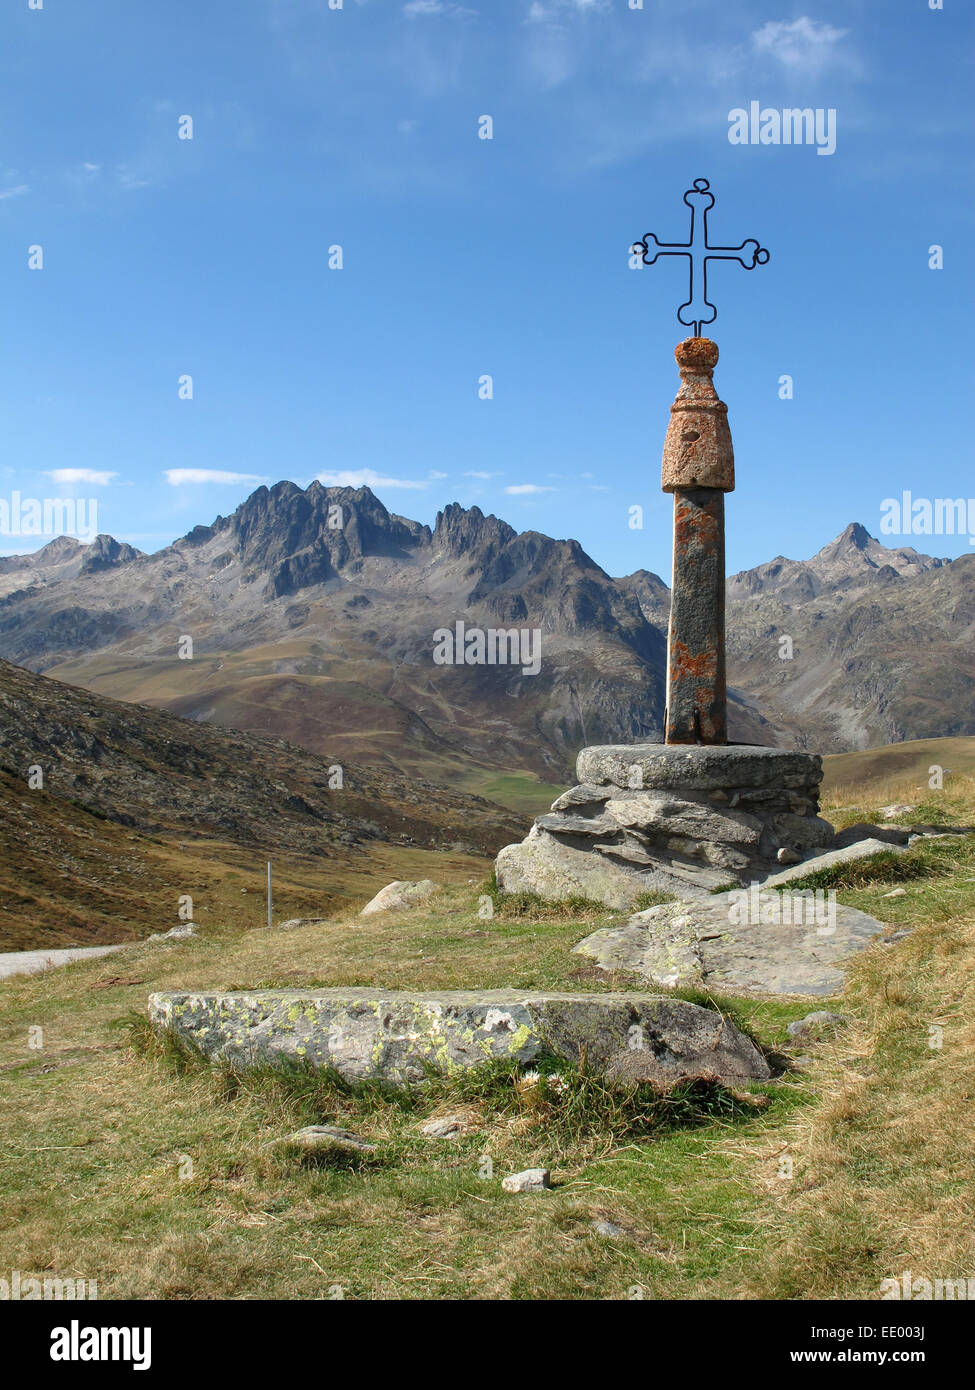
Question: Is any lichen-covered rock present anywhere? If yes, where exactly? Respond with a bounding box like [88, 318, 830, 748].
[574, 893, 886, 997]
[277, 917, 330, 932]
[786, 1011, 848, 1039]
[148, 924, 198, 942]
[359, 879, 439, 917]
[420, 1112, 477, 1138]
[146, 987, 771, 1085]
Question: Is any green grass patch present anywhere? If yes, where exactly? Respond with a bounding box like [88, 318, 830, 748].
[3, 804, 975, 1299]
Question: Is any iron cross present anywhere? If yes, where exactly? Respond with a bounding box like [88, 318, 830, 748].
[632, 178, 769, 337]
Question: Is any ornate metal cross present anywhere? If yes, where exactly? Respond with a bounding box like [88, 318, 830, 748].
[632, 178, 769, 337]
[629, 180, 769, 744]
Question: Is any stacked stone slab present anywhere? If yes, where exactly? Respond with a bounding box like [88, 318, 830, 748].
[495, 743, 834, 908]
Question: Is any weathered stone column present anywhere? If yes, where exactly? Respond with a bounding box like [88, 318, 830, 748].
[661, 338, 733, 745]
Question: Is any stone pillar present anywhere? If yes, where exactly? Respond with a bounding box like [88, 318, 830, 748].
[661, 338, 733, 745]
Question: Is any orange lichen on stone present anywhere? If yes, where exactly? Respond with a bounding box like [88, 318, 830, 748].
[661, 337, 735, 493]
[668, 640, 718, 682]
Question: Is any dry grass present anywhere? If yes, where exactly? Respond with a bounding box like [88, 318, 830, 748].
[3, 753, 975, 1299]
[821, 766, 975, 832]
[822, 737, 975, 805]
[0, 883, 807, 1300]
[734, 915, 975, 1298]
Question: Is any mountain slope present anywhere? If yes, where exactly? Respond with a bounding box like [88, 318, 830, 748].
[721, 525, 967, 750]
[0, 489, 967, 770]
[0, 484, 682, 781]
[0, 657, 524, 948]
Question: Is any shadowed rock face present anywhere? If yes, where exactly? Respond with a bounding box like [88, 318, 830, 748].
[147, 987, 772, 1085]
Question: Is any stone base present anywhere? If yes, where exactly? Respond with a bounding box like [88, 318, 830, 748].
[495, 743, 834, 909]
[147, 988, 771, 1085]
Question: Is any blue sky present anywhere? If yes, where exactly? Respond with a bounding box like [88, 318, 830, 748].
[1, 0, 972, 578]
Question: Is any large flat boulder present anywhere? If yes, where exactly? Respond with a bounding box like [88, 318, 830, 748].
[574, 891, 887, 997]
[147, 987, 771, 1085]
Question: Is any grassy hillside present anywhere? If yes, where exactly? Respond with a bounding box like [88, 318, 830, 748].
[3, 791, 974, 1298]
[0, 758, 493, 950]
[0, 657, 523, 949]
[822, 736, 975, 801]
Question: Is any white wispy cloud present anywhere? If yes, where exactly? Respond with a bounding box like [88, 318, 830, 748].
[47, 468, 117, 485]
[527, 0, 607, 20]
[465, 470, 501, 479]
[752, 18, 849, 73]
[116, 164, 153, 191]
[521, 0, 609, 91]
[505, 483, 557, 495]
[165, 469, 267, 486]
[403, 0, 477, 18]
[0, 184, 29, 201]
[315, 467, 430, 490]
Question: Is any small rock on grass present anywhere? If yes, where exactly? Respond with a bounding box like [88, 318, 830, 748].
[420, 1113, 474, 1139]
[501, 1168, 551, 1194]
[787, 1010, 848, 1039]
[590, 1219, 625, 1238]
[147, 924, 198, 942]
[276, 917, 330, 932]
[288, 1125, 376, 1154]
[882, 887, 907, 899]
[359, 879, 439, 917]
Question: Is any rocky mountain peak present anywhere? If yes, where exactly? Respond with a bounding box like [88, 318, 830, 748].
[212, 481, 432, 598]
[433, 503, 516, 560]
[838, 521, 872, 550]
[727, 523, 949, 603]
[0, 535, 85, 576]
[36, 535, 86, 564]
[811, 521, 947, 584]
[79, 534, 143, 575]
